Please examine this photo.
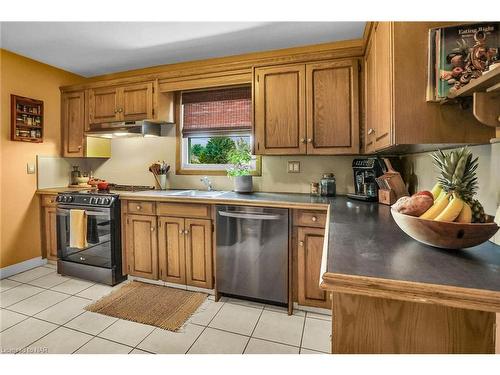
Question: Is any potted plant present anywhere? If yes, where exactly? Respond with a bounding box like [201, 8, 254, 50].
[227, 138, 253, 193]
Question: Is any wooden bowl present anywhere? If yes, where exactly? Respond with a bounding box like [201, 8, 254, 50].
[391, 209, 499, 249]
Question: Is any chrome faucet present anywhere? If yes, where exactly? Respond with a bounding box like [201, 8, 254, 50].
[200, 176, 213, 191]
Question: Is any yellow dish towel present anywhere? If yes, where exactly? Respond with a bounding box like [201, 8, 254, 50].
[70, 209, 88, 249]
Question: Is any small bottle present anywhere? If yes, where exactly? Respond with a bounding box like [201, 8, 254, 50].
[320, 173, 336, 197]
[310, 182, 320, 196]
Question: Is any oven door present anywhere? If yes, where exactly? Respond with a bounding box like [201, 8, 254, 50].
[56, 205, 114, 269]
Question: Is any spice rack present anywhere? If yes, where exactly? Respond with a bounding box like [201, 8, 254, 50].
[11, 95, 44, 143]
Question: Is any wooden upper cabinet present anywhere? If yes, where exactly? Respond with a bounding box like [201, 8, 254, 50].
[306, 60, 359, 154]
[88, 82, 154, 124]
[158, 216, 186, 284]
[62, 91, 85, 157]
[297, 226, 330, 309]
[121, 82, 154, 121]
[126, 214, 158, 280]
[88, 86, 120, 124]
[254, 64, 306, 155]
[184, 219, 213, 289]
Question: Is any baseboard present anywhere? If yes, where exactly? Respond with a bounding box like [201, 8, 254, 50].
[0, 257, 47, 279]
[293, 302, 331, 316]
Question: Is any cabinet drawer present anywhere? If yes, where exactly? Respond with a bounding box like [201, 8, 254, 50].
[293, 210, 327, 228]
[41, 194, 58, 207]
[157, 202, 211, 219]
[127, 201, 156, 215]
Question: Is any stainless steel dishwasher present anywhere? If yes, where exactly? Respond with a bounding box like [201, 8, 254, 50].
[216, 205, 289, 304]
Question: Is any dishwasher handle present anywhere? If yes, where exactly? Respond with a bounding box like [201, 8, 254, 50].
[218, 210, 282, 221]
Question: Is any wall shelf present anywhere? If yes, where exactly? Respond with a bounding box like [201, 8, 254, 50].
[11, 95, 44, 143]
[446, 68, 500, 133]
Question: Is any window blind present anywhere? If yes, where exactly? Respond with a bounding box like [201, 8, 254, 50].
[181, 86, 251, 136]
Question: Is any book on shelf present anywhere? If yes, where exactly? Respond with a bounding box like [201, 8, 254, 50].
[427, 22, 500, 101]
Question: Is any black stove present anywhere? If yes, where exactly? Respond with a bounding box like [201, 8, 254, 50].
[55, 190, 125, 286]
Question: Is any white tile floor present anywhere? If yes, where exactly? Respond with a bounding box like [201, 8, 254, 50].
[0, 265, 331, 354]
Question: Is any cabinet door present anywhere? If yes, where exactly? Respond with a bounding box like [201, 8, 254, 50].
[184, 219, 213, 289]
[88, 87, 120, 124]
[364, 33, 377, 153]
[121, 82, 154, 121]
[62, 91, 85, 157]
[254, 64, 306, 155]
[158, 217, 186, 284]
[126, 214, 158, 280]
[43, 207, 58, 260]
[373, 22, 393, 151]
[306, 60, 359, 154]
[297, 227, 330, 308]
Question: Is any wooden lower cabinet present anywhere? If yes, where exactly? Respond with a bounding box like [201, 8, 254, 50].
[185, 219, 213, 289]
[43, 207, 58, 260]
[297, 226, 330, 308]
[158, 217, 186, 284]
[157, 217, 213, 289]
[125, 214, 158, 280]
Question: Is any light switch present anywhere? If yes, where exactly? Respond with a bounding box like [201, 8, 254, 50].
[27, 163, 36, 174]
[287, 161, 300, 173]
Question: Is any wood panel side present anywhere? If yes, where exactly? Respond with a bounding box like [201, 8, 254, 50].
[332, 292, 495, 354]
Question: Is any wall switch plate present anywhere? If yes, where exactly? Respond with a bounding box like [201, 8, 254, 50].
[27, 163, 36, 174]
[287, 161, 300, 173]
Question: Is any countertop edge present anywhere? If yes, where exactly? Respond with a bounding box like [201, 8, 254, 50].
[320, 271, 500, 313]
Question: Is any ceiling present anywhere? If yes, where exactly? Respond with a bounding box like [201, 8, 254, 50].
[0, 22, 365, 77]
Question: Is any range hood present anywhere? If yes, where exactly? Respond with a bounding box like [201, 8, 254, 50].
[84, 120, 173, 138]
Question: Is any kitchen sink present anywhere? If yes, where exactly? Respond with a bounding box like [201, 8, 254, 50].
[170, 190, 227, 198]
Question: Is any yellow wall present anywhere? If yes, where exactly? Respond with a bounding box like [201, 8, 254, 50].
[0, 49, 84, 268]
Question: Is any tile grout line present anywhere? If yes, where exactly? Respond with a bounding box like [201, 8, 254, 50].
[242, 305, 265, 354]
[184, 299, 226, 354]
[298, 311, 308, 350]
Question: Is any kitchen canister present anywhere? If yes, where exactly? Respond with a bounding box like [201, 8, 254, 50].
[158, 174, 168, 190]
[320, 173, 336, 197]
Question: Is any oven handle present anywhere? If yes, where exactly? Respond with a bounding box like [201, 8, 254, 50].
[218, 210, 282, 221]
[56, 208, 110, 217]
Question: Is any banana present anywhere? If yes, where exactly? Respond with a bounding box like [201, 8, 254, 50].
[420, 193, 450, 219]
[455, 202, 472, 223]
[435, 194, 464, 222]
[430, 183, 442, 201]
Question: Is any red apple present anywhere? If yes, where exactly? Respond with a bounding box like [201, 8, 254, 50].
[414, 190, 433, 199]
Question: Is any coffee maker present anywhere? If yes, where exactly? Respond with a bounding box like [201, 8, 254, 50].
[347, 158, 385, 201]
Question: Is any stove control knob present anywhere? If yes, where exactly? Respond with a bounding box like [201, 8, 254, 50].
[61, 196, 67, 202]
[99, 198, 106, 205]
[103, 198, 110, 205]
[67, 196, 74, 202]
[56, 196, 62, 202]
[89, 197, 96, 204]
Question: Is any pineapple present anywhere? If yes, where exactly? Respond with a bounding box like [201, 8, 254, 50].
[429, 147, 485, 223]
[431, 147, 478, 202]
[470, 199, 486, 223]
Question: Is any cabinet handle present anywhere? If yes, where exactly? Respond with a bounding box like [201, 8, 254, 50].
[299, 241, 304, 247]
[184, 229, 189, 235]
[311, 216, 318, 222]
[136, 205, 141, 210]
[151, 226, 155, 232]
[368, 128, 375, 135]
[179, 229, 184, 234]
[307, 138, 312, 143]
[118, 108, 123, 113]
[300, 138, 306, 144]
[77, 145, 82, 149]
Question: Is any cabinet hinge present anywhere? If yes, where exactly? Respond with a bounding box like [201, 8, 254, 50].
[152, 108, 155, 116]
[358, 64, 362, 72]
[128, 265, 131, 272]
[152, 87, 155, 94]
[256, 75, 259, 83]
[257, 142, 260, 150]
[212, 223, 215, 233]
[127, 218, 130, 224]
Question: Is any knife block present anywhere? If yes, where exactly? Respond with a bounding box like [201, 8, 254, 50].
[378, 189, 397, 205]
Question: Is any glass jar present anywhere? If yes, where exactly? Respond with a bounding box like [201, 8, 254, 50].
[310, 182, 320, 196]
[320, 173, 336, 197]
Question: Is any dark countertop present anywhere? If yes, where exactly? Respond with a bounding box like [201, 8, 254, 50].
[326, 197, 500, 293]
[38, 187, 500, 293]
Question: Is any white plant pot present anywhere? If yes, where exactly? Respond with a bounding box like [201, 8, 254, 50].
[233, 175, 253, 193]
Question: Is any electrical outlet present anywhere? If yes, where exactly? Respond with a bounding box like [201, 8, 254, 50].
[26, 163, 36, 174]
[287, 161, 300, 173]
